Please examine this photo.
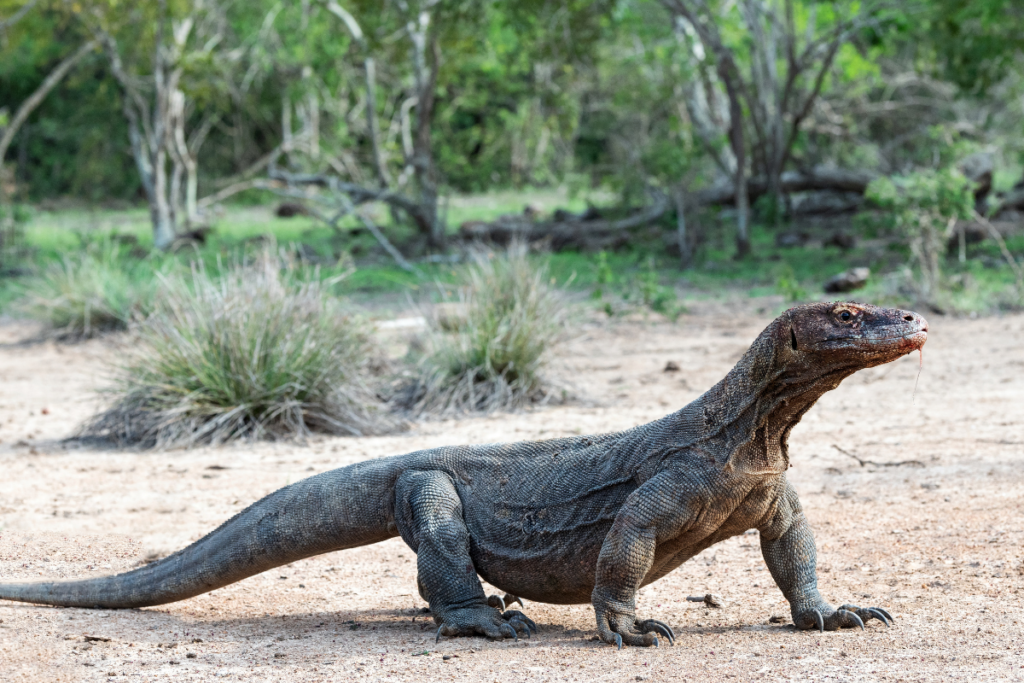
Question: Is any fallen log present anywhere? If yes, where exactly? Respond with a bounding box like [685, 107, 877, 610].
[990, 186, 1024, 218]
[692, 167, 877, 207]
[459, 194, 670, 250]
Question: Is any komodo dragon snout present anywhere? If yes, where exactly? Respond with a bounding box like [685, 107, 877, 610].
[0, 301, 928, 649]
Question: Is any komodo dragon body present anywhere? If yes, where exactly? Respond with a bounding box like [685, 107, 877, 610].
[0, 302, 927, 648]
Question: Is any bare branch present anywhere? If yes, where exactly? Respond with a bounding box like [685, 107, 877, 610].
[0, 0, 37, 32]
[197, 178, 277, 209]
[972, 211, 1024, 295]
[335, 193, 421, 274]
[320, 1, 390, 187]
[0, 39, 97, 176]
[322, 0, 364, 44]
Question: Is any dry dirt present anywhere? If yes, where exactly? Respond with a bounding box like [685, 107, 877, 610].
[0, 300, 1022, 682]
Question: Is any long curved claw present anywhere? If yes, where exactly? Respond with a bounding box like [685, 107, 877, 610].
[614, 633, 623, 651]
[647, 619, 675, 642]
[435, 625, 445, 644]
[503, 611, 537, 634]
[643, 620, 675, 646]
[838, 609, 865, 630]
[872, 607, 894, 624]
[652, 637, 659, 648]
[813, 609, 824, 634]
[501, 622, 518, 642]
[510, 618, 531, 638]
[505, 594, 524, 609]
[487, 595, 506, 611]
[866, 608, 890, 627]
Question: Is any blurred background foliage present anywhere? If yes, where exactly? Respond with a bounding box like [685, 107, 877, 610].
[0, 0, 1023, 315]
[2, 0, 1018, 201]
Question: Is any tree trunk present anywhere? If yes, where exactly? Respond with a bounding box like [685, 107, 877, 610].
[364, 57, 390, 188]
[728, 84, 750, 259]
[409, 12, 442, 248]
[151, 147, 176, 249]
[674, 185, 691, 267]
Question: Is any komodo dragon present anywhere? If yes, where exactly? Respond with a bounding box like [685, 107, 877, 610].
[0, 302, 927, 648]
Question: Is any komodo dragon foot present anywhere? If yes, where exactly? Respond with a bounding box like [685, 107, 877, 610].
[434, 606, 537, 643]
[793, 603, 893, 632]
[595, 603, 675, 649]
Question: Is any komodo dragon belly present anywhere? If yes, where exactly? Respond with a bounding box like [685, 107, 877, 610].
[458, 470, 782, 604]
[456, 470, 636, 604]
[466, 513, 614, 604]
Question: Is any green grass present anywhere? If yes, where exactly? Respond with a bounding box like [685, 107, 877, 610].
[80, 253, 397, 448]
[4, 196, 1022, 324]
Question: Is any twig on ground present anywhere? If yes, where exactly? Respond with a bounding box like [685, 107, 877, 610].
[831, 444, 924, 468]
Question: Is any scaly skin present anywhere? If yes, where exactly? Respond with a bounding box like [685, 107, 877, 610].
[0, 302, 926, 648]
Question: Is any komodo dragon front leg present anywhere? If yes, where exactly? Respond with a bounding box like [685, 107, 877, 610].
[591, 473, 684, 649]
[759, 484, 892, 632]
[394, 470, 535, 642]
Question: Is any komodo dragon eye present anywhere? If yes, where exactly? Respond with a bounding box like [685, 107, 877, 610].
[838, 310, 852, 322]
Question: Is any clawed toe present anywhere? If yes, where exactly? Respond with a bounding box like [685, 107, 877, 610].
[509, 617, 531, 638]
[637, 619, 675, 646]
[812, 609, 824, 633]
[838, 604, 894, 628]
[866, 607, 892, 626]
[798, 604, 894, 633]
[487, 593, 524, 612]
[837, 608, 864, 630]
[598, 615, 675, 649]
[502, 610, 537, 634]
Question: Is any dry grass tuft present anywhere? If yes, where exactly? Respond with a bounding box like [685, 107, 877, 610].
[81, 254, 398, 448]
[19, 241, 156, 338]
[394, 243, 567, 416]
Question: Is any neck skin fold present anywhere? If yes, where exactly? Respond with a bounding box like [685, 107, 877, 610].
[667, 319, 862, 475]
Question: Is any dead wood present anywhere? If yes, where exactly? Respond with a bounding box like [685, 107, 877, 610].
[458, 195, 670, 250]
[692, 167, 877, 207]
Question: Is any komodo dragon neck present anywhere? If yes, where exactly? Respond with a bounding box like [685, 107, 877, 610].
[664, 317, 861, 475]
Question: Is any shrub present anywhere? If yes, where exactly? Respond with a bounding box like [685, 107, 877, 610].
[81, 255, 395, 447]
[396, 243, 566, 416]
[19, 241, 156, 338]
[591, 253, 683, 319]
[775, 264, 808, 303]
[864, 168, 974, 301]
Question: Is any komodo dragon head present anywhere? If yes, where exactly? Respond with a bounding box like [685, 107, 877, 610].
[782, 301, 928, 369]
[703, 301, 929, 473]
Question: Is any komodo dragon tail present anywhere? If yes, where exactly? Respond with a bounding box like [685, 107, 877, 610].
[0, 458, 400, 608]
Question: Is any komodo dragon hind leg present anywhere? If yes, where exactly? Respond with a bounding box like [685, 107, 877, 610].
[395, 470, 536, 642]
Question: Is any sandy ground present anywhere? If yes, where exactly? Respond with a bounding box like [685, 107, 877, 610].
[0, 299, 1022, 682]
